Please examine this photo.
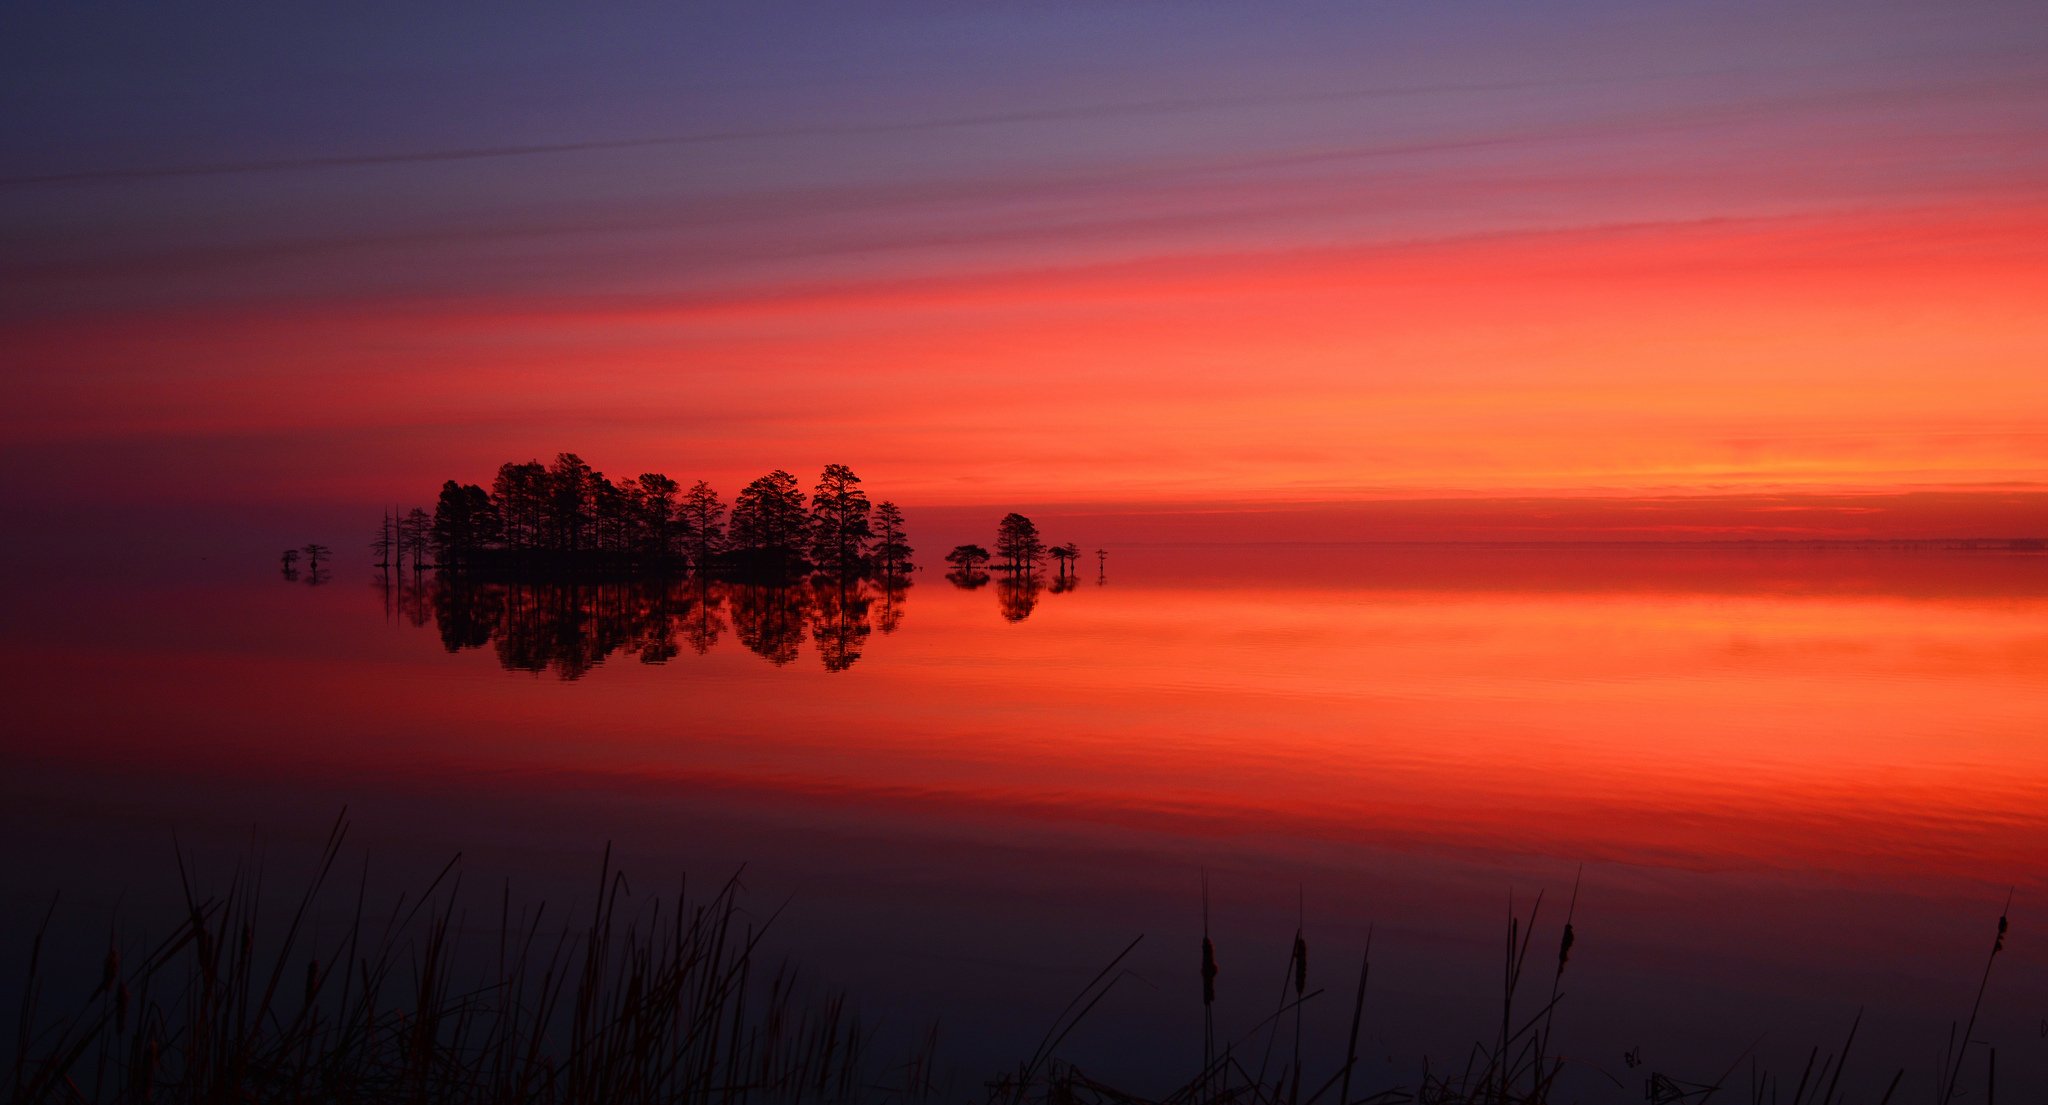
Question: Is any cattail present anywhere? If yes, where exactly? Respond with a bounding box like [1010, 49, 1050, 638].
[1994, 912, 2007, 954]
[1558, 923, 1575, 970]
[1292, 934, 1308, 997]
[101, 947, 120, 990]
[1201, 936, 1218, 1005]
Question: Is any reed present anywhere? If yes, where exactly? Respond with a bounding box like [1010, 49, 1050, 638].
[7, 815, 879, 1105]
[7, 828, 2023, 1105]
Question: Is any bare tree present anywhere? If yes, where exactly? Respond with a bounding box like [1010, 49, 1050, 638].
[399, 508, 432, 572]
[301, 543, 332, 571]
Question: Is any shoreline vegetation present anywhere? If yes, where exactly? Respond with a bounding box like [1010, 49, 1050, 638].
[305, 454, 1098, 588]
[7, 821, 2018, 1105]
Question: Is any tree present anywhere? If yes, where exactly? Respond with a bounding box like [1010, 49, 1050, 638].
[872, 501, 912, 577]
[432, 481, 498, 569]
[1049, 542, 1081, 578]
[370, 512, 395, 568]
[945, 544, 991, 574]
[545, 452, 599, 555]
[682, 480, 725, 574]
[808, 463, 873, 578]
[301, 543, 332, 571]
[632, 473, 682, 567]
[493, 461, 548, 555]
[591, 477, 628, 556]
[994, 513, 1044, 574]
[280, 549, 300, 575]
[400, 509, 432, 570]
[729, 470, 809, 577]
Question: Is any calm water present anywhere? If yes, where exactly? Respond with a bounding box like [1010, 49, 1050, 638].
[4, 545, 2045, 1095]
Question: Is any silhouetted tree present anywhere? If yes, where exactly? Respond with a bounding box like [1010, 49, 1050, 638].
[873, 501, 912, 577]
[682, 480, 725, 574]
[370, 513, 395, 569]
[432, 481, 498, 569]
[1096, 548, 1108, 579]
[281, 548, 300, 571]
[301, 543, 331, 571]
[592, 478, 628, 556]
[1049, 542, 1081, 578]
[546, 452, 600, 556]
[808, 464, 873, 579]
[945, 544, 991, 574]
[632, 473, 682, 568]
[399, 509, 432, 571]
[730, 470, 809, 578]
[493, 461, 548, 555]
[995, 513, 1044, 574]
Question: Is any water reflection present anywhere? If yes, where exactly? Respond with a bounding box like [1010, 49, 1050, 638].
[996, 574, 1042, 622]
[944, 567, 1090, 623]
[391, 576, 915, 677]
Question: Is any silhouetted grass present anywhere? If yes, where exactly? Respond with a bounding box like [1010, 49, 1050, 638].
[7, 815, 905, 1105]
[6, 819, 2018, 1105]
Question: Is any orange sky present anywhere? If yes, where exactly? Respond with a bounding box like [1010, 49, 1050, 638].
[5, 4, 2046, 542]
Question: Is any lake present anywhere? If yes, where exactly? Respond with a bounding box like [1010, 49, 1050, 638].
[3, 543, 2043, 1097]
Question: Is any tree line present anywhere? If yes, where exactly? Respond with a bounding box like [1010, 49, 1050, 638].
[372, 454, 913, 580]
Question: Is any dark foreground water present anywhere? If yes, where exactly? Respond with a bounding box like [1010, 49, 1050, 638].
[3, 544, 2044, 1097]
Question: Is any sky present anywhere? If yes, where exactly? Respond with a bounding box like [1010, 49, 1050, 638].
[4, 1, 2047, 546]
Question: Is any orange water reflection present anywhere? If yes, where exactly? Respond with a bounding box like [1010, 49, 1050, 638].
[2, 545, 2043, 1088]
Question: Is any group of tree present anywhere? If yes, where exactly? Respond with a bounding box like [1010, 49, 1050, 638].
[945, 513, 1087, 580]
[378, 454, 912, 581]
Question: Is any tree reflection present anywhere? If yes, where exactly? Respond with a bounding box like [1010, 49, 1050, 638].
[876, 577, 908, 635]
[997, 574, 1042, 623]
[396, 563, 1091, 678]
[683, 580, 726, 655]
[808, 580, 874, 672]
[729, 583, 811, 667]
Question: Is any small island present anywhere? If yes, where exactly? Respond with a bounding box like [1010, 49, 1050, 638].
[354, 453, 1093, 588]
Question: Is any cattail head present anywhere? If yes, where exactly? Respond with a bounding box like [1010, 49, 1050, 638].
[1995, 912, 2007, 954]
[305, 959, 321, 1008]
[1291, 934, 1307, 997]
[101, 948, 120, 990]
[1558, 923, 1575, 970]
[1201, 937, 1218, 1005]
